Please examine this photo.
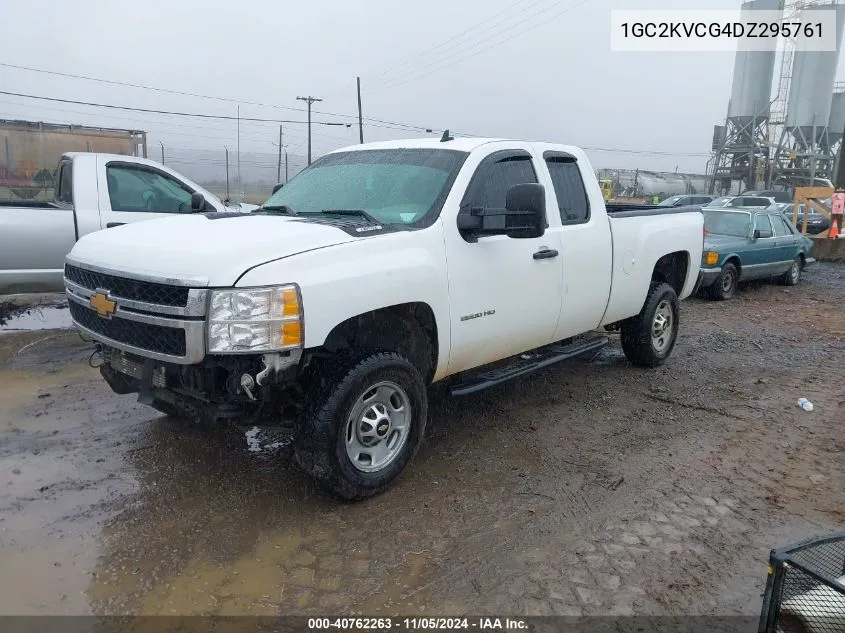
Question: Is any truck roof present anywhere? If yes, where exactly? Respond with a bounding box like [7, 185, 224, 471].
[62, 152, 159, 165]
[327, 137, 584, 155]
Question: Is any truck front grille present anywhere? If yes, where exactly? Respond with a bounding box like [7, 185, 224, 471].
[69, 300, 187, 357]
[65, 264, 190, 307]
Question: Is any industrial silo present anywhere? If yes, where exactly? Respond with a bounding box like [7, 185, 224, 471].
[786, 3, 845, 146]
[727, 0, 779, 124]
[709, 0, 780, 192]
[827, 89, 845, 145]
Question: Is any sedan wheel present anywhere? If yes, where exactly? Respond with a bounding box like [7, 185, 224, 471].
[781, 257, 802, 286]
[711, 262, 738, 301]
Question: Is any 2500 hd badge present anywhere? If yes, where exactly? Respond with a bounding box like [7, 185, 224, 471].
[460, 309, 495, 322]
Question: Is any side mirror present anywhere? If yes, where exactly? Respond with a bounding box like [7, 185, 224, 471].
[504, 183, 546, 238]
[272, 183, 284, 195]
[190, 192, 207, 212]
[753, 229, 773, 239]
[457, 183, 547, 240]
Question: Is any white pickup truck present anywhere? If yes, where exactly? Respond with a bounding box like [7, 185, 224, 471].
[63, 136, 704, 499]
[0, 152, 256, 294]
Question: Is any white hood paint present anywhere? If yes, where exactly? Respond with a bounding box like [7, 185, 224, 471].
[67, 214, 356, 286]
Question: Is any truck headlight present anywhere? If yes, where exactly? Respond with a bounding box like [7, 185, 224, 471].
[207, 285, 303, 353]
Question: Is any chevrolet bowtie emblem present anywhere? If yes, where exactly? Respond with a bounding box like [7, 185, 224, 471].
[89, 291, 117, 319]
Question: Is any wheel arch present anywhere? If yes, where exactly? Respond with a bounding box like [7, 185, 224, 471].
[314, 302, 439, 383]
[650, 250, 691, 295]
[723, 255, 742, 278]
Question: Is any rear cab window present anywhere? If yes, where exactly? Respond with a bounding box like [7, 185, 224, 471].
[56, 160, 73, 204]
[543, 152, 589, 225]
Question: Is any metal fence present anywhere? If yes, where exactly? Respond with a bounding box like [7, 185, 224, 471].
[759, 532, 845, 633]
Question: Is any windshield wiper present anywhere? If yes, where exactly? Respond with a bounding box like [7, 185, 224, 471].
[320, 209, 380, 223]
[255, 204, 295, 215]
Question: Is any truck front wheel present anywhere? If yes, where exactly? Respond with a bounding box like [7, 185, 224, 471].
[620, 282, 680, 367]
[294, 352, 427, 500]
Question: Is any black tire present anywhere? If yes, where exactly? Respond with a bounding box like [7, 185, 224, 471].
[294, 352, 427, 500]
[621, 282, 680, 368]
[709, 262, 738, 301]
[780, 256, 802, 286]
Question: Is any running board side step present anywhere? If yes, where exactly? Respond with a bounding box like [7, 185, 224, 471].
[450, 335, 609, 396]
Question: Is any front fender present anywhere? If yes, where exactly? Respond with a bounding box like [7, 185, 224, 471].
[235, 222, 452, 379]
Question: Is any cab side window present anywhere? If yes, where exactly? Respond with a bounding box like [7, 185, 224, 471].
[771, 214, 788, 237]
[106, 164, 193, 213]
[544, 156, 589, 224]
[461, 154, 538, 212]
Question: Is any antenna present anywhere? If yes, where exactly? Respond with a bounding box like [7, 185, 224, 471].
[440, 129, 453, 142]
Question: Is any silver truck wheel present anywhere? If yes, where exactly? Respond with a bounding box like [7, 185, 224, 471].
[345, 381, 411, 473]
[651, 300, 674, 353]
[621, 282, 680, 367]
[294, 352, 427, 500]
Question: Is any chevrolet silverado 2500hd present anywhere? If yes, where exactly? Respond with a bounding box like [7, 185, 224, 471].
[64, 137, 704, 499]
[0, 152, 256, 294]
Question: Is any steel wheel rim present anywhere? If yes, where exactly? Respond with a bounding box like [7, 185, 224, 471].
[345, 380, 411, 473]
[651, 299, 674, 353]
[721, 271, 734, 293]
[790, 260, 800, 282]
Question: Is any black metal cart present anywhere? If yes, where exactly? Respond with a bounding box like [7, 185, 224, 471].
[759, 532, 845, 633]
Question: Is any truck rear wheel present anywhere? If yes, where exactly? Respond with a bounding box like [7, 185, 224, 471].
[294, 352, 427, 500]
[621, 282, 679, 368]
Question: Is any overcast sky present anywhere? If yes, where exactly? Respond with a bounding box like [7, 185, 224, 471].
[1, 0, 843, 174]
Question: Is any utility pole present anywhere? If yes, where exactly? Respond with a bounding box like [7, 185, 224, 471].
[357, 77, 364, 144]
[836, 118, 845, 189]
[297, 95, 322, 165]
[277, 124, 283, 183]
[224, 146, 230, 201]
[237, 106, 241, 202]
[285, 149, 289, 183]
[159, 141, 164, 165]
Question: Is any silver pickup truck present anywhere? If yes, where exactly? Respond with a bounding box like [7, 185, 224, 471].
[0, 152, 256, 294]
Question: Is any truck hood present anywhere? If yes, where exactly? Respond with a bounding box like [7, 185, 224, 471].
[67, 214, 356, 286]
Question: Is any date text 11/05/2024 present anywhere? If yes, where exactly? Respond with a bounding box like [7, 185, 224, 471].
[307, 618, 529, 630]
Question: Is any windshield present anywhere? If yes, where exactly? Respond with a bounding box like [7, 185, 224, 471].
[704, 197, 732, 208]
[704, 210, 751, 237]
[258, 148, 467, 225]
[657, 196, 681, 207]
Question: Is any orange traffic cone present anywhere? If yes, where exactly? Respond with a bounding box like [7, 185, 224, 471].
[830, 218, 840, 239]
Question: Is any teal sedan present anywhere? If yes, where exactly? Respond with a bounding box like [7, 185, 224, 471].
[697, 208, 815, 300]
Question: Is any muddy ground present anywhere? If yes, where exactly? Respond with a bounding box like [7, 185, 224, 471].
[1, 264, 844, 617]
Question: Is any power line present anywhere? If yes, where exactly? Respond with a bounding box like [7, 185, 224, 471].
[0, 89, 355, 126]
[381, 0, 594, 89]
[377, 0, 551, 83]
[0, 61, 438, 134]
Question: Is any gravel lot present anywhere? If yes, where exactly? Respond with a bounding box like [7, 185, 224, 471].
[1, 263, 843, 616]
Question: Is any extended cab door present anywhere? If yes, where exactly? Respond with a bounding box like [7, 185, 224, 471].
[96, 158, 199, 229]
[443, 148, 563, 374]
[540, 151, 613, 340]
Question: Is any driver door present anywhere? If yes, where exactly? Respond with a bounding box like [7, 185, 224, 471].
[96, 158, 196, 229]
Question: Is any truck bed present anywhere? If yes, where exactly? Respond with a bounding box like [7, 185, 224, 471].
[0, 200, 62, 209]
[600, 203, 704, 326]
[605, 203, 704, 217]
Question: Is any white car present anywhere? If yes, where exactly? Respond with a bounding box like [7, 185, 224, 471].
[0, 152, 257, 294]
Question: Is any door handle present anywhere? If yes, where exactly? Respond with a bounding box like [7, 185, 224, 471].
[533, 248, 559, 260]
[106, 222, 125, 228]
